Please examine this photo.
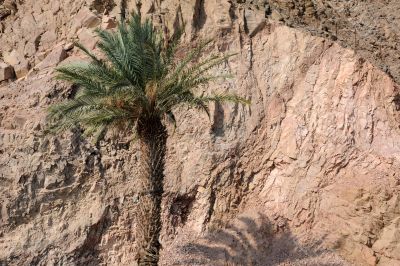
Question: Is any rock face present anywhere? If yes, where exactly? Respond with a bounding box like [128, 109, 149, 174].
[264, 0, 400, 85]
[1, 1, 400, 266]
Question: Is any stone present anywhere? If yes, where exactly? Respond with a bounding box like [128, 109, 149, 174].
[51, 1, 60, 15]
[0, 61, 14, 81]
[101, 15, 117, 29]
[64, 42, 74, 51]
[20, 13, 37, 37]
[3, 49, 22, 66]
[244, 8, 266, 37]
[35, 51, 48, 62]
[35, 45, 67, 70]
[77, 28, 98, 49]
[270, 10, 283, 21]
[372, 217, 400, 260]
[44, 175, 60, 189]
[71, 7, 101, 34]
[14, 60, 30, 79]
[24, 41, 37, 57]
[378, 257, 400, 266]
[40, 30, 58, 50]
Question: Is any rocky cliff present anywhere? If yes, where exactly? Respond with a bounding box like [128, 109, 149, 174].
[1, 0, 400, 265]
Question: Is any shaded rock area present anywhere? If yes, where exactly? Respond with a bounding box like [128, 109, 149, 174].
[1, 0, 400, 266]
[262, 0, 400, 85]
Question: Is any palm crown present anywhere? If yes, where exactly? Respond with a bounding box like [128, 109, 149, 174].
[48, 13, 248, 140]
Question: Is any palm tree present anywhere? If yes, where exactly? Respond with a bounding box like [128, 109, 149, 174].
[47, 13, 248, 265]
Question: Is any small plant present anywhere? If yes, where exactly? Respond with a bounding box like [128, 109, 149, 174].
[47, 12, 248, 266]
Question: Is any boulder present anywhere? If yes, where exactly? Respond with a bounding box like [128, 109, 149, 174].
[70, 7, 101, 34]
[77, 28, 98, 49]
[36, 45, 67, 70]
[14, 59, 30, 79]
[40, 30, 58, 50]
[101, 15, 117, 29]
[3, 49, 22, 66]
[0, 61, 14, 81]
[20, 13, 37, 37]
[35, 51, 48, 62]
[24, 41, 37, 57]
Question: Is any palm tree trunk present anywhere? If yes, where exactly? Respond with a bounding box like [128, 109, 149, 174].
[135, 116, 167, 265]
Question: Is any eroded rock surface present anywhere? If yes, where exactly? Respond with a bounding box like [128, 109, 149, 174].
[1, 1, 400, 266]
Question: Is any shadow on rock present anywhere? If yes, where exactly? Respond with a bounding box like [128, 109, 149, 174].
[174, 213, 348, 265]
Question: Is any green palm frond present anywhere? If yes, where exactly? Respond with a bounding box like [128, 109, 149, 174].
[47, 12, 249, 141]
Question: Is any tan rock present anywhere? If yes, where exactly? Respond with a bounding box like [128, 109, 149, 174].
[378, 257, 400, 266]
[77, 28, 98, 49]
[64, 42, 74, 51]
[101, 15, 117, 29]
[35, 51, 48, 63]
[40, 30, 58, 50]
[3, 49, 22, 66]
[373, 217, 400, 260]
[24, 41, 37, 57]
[14, 59, 30, 79]
[20, 13, 37, 37]
[35, 45, 67, 70]
[71, 7, 101, 34]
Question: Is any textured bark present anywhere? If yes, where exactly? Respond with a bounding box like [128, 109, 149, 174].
[135, 116, 167, 265]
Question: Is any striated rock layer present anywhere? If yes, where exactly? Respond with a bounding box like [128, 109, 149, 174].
[1, 1, 400, 265]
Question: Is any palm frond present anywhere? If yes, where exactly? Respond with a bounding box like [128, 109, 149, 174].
[47, 12, 249, 142]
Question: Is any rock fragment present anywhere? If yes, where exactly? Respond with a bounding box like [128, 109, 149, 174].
[64, 42, 74, 51]
[14, 59, 30, 79]
[3, 49, 22, 66]
[77, 28, 98, 49]
[101, 15, 117, 29]
[35, 45, 67, 70]
[71, 7, 101, 34]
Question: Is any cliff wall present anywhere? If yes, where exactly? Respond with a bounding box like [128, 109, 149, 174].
[1, 0, 400, 265]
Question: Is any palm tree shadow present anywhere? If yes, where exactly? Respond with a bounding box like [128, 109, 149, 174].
[211, 102, 225, 137]
[174, 214, 347, 265]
